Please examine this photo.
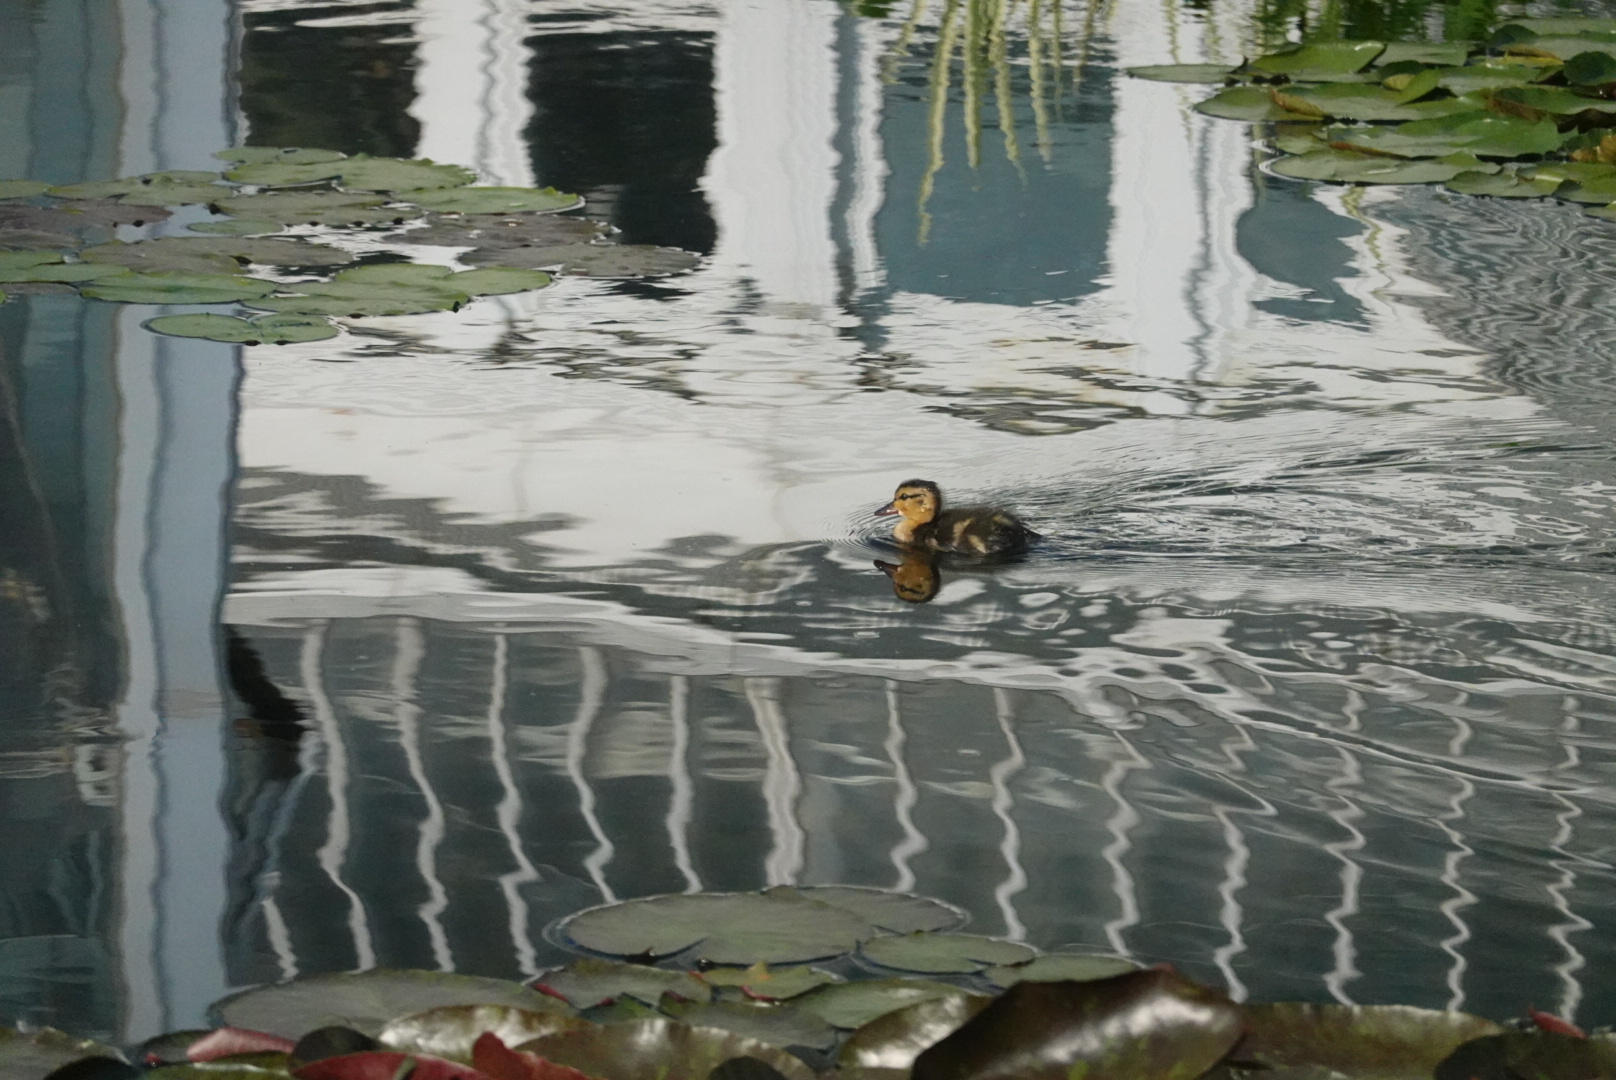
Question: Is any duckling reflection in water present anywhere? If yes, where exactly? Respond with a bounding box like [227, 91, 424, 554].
[876, 553, 942, 604]
[876, 478, 1035, 556]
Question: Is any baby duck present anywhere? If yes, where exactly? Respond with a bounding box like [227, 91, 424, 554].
[876, 479, 1034, 556]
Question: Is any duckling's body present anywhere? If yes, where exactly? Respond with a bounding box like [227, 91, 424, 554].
[877, 479, 1033, 556]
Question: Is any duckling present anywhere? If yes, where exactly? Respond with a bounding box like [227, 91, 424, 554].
[875, 554, 942, 603]
[876, 478, 1034, 556]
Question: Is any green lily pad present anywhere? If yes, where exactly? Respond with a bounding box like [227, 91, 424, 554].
[1585, 203, 1616, 221]
[0, 251, 64, 271]
[377, 1006, 587, 1063]
[700, 965, 840, 1002]
[1557, 176, 1616, 203]
[1333, 112, 1561, 158]
[659, 998, 839, 1051]
[10, 199, 172, 230]
[212, 970, 562, 1039]
[214, 147, 347, 166]
[859, 933, 1035, 975]
[82, 237, 353, 274]
[1507, 17, 1616, 36]
[1384, 66, 1442, 104]
[1488, 85, 1616, 115]
[213, 191, 388, 223]
[0, 262, 132, 284]
[1375, 42, 1471, 67]
[1437, 63, 1556, 94]
[556, 890, 873, 965]
[983, 952, 1139, 988]
[794, 981, 970, 1030]
[1250, 40, 1385, 78]
[331, 263, 456, 287]
[580, 997, 665, 1025]
[81, 272, 277, 305]
[143, 313, 338, 344]
[1525, 161, 1616, 183]
[226, 156, 474, 192]
[1566, 50, 1616, 85]
[838, 995, 992, 1071]
[445, 268, 554, 296]
[395, 212, 608, 248]
[789, 887, 966, 935]
[919, 970, 1242, 1080]
[1283, 84, 1476, 121]
[1272, 148, 1469, 183]
[0, 181, 49, 200]
[534, 958, 709, 1009]
[118, 185, 234, 208]
[516, 1019, 816, 1080]
[1237, 1003, 1504, 1078]
[402, 186, 582, 214]
[1446, 170, 1561, 196]
[464, 243, 699, 278]
[1124, 64, 1236, 83]
[1514, 36, 1616, 61]
[0, 1027, 124, 1080]
[248, 280, 469, 317]
[188, 219, 284, 236]
[1195, 86, 1315, 121]
[0, 228, 87, 250]
[1273, 131, 1326, 154]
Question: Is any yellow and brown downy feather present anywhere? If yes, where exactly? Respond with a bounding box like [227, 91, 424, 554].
[876, 478, 1033, 557]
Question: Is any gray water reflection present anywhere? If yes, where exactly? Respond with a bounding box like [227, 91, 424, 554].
[5, 0, 1616, 1047]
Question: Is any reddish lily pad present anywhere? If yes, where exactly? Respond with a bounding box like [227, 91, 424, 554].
[291, 1052, 487, 1080]
[187, 1030, 296, 1062]
[534, 958, 708, 1009]
[471, 1034, 596, 1080]
[515, 1020, 816, 1080]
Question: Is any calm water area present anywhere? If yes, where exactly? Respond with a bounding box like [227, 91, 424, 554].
[5, 0, 1616, 1047]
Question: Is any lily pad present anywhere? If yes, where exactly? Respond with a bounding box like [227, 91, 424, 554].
[1282, 84, 1476, 122]
[0, 251, 65, 271]
[516, 1020, 816, 1080]
[403, 187, 582, 215]
[48, 1059, 146, 1080]
[1566, 50, 1616, 85]
[292, 1051, 484, 1080]
[0, 1027, 124, 1080]
[226, 156, 474, 192]
[790, 887, 966, 935]
[860, 933, 1035, 975]
[1437, 63, 1557, 94]
[0, 228, 81, 251]
[118, 185, 234, 208]
[378, 1006, 588, 1063]
[1557, 176, 1616, 203]
[143, 313, 338, 344]
[700, 965, 840, 1002]
[1513, 36, 1616, 61]
[911, 970, 1243, 1080]
[333, 263, 457, 286]
[794, 981, 971, 1030]
[213, 192, 388, 224]
[447, 268, 554, 296]
[188, 220, 284, 236]
[839, 996, 992, 1070]
[83, 237, 353, 274]
[215, 147, 347, 166]
[1334, 113, 1562, 158]
[213, 970, 565, 1039]
[0, 262, 132, 284]
[1124, 64, 1236, 83]
[1446, 170, 1562, 196]
[1435, 1031, 1616, 1080]
[1272, 148, 1469, 183]
[248, 281, 469, 318]
[658, 999, 839, 1051]
[1249, 40, 1386, 78]
[1195, 86, 1316, 121]
[81, 272, 277, 305]
[0, 181, 49, 200]
[1585, 203, 1616, 221]
[1237, 1003, 1503, 1077]
[1488, 85, 1616, 115]
[80, 241, 239, 276]
[555, 890, 873, 965]
[395, 213, 608, 249]
[8, 199, 173, 230]
[465, 243, 699, 278]
[534, 958, 709, 1009]
[983, 952, 1139, 988]
[1375, 42, 1471, 67]
[1506, 17, 1616, 36]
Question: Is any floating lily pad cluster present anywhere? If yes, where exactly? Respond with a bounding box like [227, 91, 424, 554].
[9, 887, 1614, 1080]
[1131, 18, 1616, 216]
[0, 147, 700, 344]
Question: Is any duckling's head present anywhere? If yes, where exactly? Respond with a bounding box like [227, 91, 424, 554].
[876, 479, 942, 526]
[876, 557, 941, 604]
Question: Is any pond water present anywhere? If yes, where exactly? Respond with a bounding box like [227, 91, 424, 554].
[5, 0, 1616, 1048]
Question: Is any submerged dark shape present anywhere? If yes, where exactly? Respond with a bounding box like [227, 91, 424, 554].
[875, 555, 941, 604]
[875, 479, 1034, 556]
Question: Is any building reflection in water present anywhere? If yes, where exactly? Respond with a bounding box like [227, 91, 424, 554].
[1, 0, 1614, 1048]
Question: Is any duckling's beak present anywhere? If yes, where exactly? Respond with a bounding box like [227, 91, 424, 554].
[876, 501, 897, 516]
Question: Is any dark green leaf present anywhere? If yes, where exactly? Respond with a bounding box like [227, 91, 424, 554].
[0, 1027, 125, 1080]
[1238, 1003, 1503, 1079]
[1565, 50, 1616, 85]
[1194, 86, 1315, 121]
[516, 1020, 817, 1080]
[289, 1029, 377, 1066]
[838, 995, 992, 1070]
[912, 970, 1242, 1080]
[1437, 63, 1557, 94]
[1249, 40, 1386, 78]
[1488, 85, 1616, 114]
[1125, 64, 1236, 83]
[41, 1057, 141, 1080]
[534, 958, 708, 1009]
[794, 980, 970, 1030]
[212, 970, 563, 1039]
